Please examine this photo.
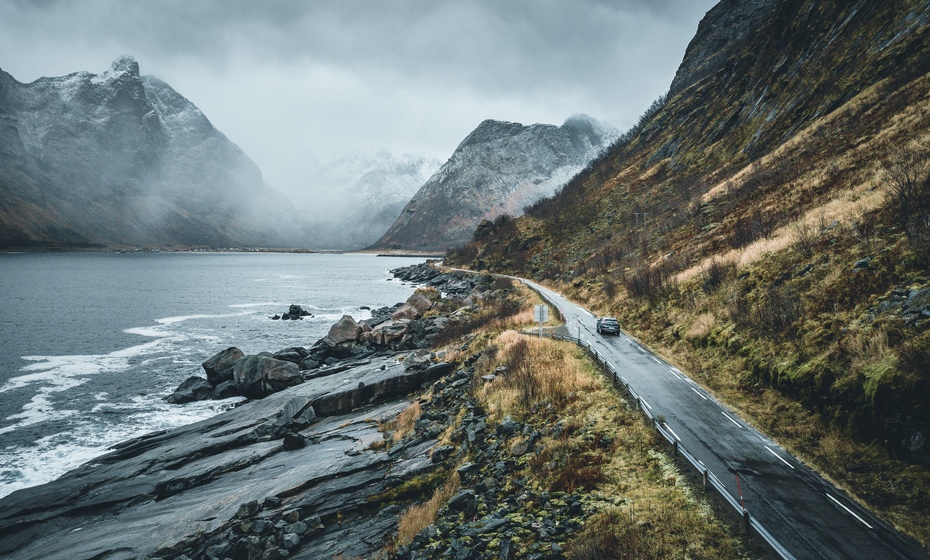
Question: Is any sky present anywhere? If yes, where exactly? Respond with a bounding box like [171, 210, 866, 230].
[0, 0, 717, 194]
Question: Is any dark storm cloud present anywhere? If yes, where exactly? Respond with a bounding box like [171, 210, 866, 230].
[0, 0, 717, 194]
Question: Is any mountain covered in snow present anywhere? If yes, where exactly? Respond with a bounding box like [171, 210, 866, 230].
[286, 151, 441, 250]
[0, 56, 300, 249]
[372, 115, 619, 252]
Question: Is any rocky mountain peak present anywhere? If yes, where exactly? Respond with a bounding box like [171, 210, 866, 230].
[456, 119, 529, 149]
[372, 115, 618, 252]
[109, 54, 140, 76]
[0, 56, 301, 249]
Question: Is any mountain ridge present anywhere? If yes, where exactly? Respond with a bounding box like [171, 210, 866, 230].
[0, 56, 300, 249]
[372, 114, 618, 252]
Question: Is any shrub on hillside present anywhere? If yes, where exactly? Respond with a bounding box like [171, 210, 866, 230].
[882, 142, 930, 239]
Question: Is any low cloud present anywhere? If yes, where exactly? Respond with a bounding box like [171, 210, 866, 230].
[0, 0, 717, 194]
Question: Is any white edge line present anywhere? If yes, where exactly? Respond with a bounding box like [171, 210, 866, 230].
[691, 387, 708, 400]
[765, 446, 795, 469]
[664, 423, 681, 441]
[721, 411, 741, 428]
[651, 356, 661, 364]
[826, 493, 873, 529]
[642, 399, 652, 410]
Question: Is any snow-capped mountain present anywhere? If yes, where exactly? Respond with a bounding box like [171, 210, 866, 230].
[286, 151, 441, 250]
[373, 114, 619, 251]
[0, 56, 300, 248]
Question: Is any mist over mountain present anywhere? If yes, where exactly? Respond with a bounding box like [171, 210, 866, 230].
[283, 151, 441, 250]
[372, 114, 619, 252]
[0, 56, 301, 249]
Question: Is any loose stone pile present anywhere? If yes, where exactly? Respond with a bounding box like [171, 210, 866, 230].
[394, 361, 588, 560]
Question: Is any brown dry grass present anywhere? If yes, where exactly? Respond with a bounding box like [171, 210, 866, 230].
[478, 336, 750, 559]
[371, 401, 422, 450]
[476, 330, 598, 422]
[396, 472, 461, 546]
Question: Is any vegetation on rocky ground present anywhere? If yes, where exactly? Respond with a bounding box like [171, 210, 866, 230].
[384, 284, 756, 559]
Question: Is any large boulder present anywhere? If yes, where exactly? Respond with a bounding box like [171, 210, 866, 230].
[165, 376, 214, 404]
[364, 319, 411, 347]
[391, 304, 421, 321]
[391, 290, 438, 321]
[323, 315, 361, 345]
[233, 355, 302, 399]
[406, 291, 435, 314]
[321, 315, 362, 356]
[202, 347, 245, 385]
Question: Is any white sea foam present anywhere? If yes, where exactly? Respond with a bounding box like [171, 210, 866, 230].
[0, 393, 242, 499]
[155, 311, 251, 326]
[228, 302, 280, 308]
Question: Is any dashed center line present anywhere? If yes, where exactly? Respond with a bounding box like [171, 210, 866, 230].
[826, 493, 873, 529]
[765, 446, 795, 469]
[721, 411, 742, 428]
[691, 387, 708, 400]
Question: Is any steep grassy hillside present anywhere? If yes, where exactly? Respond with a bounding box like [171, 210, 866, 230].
[447, 0, 930, 545]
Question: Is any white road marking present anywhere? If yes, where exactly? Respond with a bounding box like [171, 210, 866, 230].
[691, 387, 708, 400]
[664, 423, 681, 441]
[641, 399, 652, 410]
[826, 493, 873, 529]
[651, 356, 662, 364]
[721, 411, 742, 428]
[765, 446, 795, 469]
[669, 368, 684, 380]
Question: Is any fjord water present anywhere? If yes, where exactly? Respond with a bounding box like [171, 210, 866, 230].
[0, 252, 424, 498]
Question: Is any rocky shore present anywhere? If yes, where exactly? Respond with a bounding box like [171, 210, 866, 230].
[0, 263, 587, 559]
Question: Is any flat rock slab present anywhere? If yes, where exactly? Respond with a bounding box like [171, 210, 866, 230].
[0, 355, 452, 560]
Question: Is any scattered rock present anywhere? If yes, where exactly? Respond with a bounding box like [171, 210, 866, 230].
[282, 431, 306, 450]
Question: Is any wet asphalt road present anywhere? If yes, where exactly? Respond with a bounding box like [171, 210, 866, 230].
[524, 279, 929, 560]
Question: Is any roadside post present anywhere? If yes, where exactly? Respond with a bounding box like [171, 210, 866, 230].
[533, 304, 548, 336]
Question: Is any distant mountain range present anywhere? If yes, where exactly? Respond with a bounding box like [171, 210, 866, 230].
[0, 56, 299, 249]
[286, 151, 441, 250]
[0, 57, 618, 253]
[372, 115, 619, 252]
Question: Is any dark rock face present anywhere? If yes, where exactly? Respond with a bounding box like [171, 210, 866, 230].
[669, 0, 781, 96]
[234, 355, 302, 399]
[372, 115, 618, 251]
[0, 56, 301, 249]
